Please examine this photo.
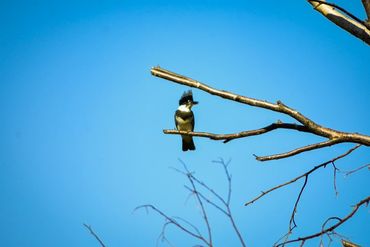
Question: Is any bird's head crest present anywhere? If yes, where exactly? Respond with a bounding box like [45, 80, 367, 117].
[179, 90, 198, 105]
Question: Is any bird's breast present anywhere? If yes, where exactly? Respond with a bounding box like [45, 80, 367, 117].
[175, 116, 193, 131]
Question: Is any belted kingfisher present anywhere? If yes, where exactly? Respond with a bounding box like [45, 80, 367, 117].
[175, 90, 198, 151]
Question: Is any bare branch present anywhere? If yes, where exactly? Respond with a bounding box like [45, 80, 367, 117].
[212, 158, 246, 247]
[169, 160, 246, 246]
[343, 163, 370, 176]
[363, 0, 370, 24]
[182, 169, 227, 206]
[179, 160, 213, 246]
[246, 145, 362, 246]
[289, 175, 308, 231]
[134, 204, 210, 246]
[151, 67, 370, 151]
[184, 185, 228, 216]
[164, 122, 310, 143]
[83, 223, 106, 247]
[308, 0, 367, 25]
[172, 217, 203, 237]
[307, 0, 370, 45]
[245, 145, 360, 206]
[212, 158, 232, 204]
[254, 139, 341, 161]
[276, 195, 370, 246]
[342, 239, 361, 247]
[246, 146, 359, 243]
[332, 162, 339, 196]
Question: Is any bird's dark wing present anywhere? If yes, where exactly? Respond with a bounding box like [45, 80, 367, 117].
[174, 110, 179, 129]
[191, 111, 195, 131]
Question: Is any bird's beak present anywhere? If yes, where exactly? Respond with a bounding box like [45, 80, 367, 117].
[193, 101, 199, 105]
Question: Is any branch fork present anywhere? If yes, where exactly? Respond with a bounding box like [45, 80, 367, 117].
[153, 66, 370, 161]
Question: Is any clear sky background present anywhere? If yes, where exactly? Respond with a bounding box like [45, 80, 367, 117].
[1, 0, 369, 246]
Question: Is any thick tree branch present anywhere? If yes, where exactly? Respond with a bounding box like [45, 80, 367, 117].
[308, 0, 370, 44]
[152, 67, 370, 160]
[276, 195, 370, 246]
[362, 0, 370, 22]
[342, 239, 361, 247]
[309, 0, 367, 25]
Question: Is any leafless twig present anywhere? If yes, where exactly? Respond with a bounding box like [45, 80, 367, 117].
[179, 160, 213, 246]
[212, 158, 246, 247]
[245, 145, 361, 206]
[136, 159, 246, 247]
[343, 163, 370, 176]
[244, 145, 361, 246]
[275, 195, 370, 246]
[134, 204, 210, 246]
[83, 223, 106, 247]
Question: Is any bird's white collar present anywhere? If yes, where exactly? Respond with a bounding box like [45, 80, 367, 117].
[178, 104, 190, 112]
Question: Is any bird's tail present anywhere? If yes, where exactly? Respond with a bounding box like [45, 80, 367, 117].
[182, 136, 196, 151]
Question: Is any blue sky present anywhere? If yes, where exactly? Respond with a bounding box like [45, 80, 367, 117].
[1, 0, 369, 246]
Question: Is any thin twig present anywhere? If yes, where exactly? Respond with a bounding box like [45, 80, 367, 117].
[254, 139, 341, 161]
[275, 195, 370, 246]
[179, 160, 213, 246]
[343, 163, 370, 176]
[212, 158, 246, 247]
[184, 185, 228, 216]
[83, 223, 107, 247]
[332, 162, 339, 196]
[289, 175, 308, 231]
[245, 145, 361, 206]
[170, 160, 246, 246]
[134, 204, 210, 246]
[173, 216, 203, 237]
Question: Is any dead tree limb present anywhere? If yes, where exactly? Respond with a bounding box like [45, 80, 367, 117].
[180, 160, 213, 246]
[343, 163, 370, 176]
[164, 122, 310, 144]
[83, 223, 106, 247]
[363, 0, 370, 23]
[244, 145, 361, 246]
[134, 204, 210, 246]
[246, 147, 359, 211]
[136, 160, 246, 247]
[342, 239, 361, 247]
[307, 0, 370, 44]
[152, 66, 370, 161]
[275, 195, 370, 246]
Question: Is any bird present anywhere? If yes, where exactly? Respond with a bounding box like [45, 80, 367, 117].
[175, 90, 198, 151]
